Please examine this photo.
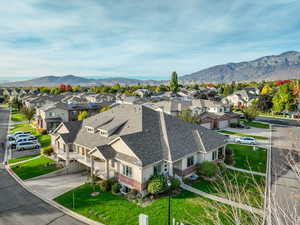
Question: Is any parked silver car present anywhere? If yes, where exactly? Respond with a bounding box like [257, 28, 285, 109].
[234, 137, 256, 145]
[7, 131, 31, 141]
[16, 141, 41, 151]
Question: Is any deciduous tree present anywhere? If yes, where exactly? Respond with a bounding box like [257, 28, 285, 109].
[77, 111, 89, 120]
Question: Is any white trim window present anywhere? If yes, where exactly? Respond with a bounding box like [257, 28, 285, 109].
[153, 163, 162, 175]
[187, 156, 194, 168]
[122, 164, 132, 178]
[212, 151, 217, 160]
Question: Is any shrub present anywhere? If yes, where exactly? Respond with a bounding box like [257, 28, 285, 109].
[197, 161, 218, 178]
[229, 123, 238, 128]
[147, 175, 167, 195]
[170, 177, 181, 190]
[111, 183, 121, 194]
[127, 189, 139, 200]
[99, 179, 110, 192]
[38, 128, 47, 135]
[225, 147, 234, 165]
[42, 146, 53, 156]
[217, 162, 227, 174]
[107, 178, 117, 188]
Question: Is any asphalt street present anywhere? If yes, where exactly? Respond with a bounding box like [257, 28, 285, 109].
[269, 126, 300, 225]
[0, 106, 86, 225]
[256, 116, 300, 127]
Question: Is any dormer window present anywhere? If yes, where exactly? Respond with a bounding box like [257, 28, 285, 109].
[86, 127, 95, 133]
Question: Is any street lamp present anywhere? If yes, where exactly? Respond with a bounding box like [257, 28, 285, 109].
[167, 176, 172, 225]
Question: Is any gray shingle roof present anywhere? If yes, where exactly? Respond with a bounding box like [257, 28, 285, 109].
[54, 104, 227, 166]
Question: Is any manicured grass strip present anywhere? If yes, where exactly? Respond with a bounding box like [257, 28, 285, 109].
[10, 156, 59, 180]
[192, 169, 265, 209]
[0, 103, 9, 108]
[8, 153, 40, 164]
[227, 144, 267, 173]
[11, 109, 28, 122]
[10, 123, 51, 147]
[219, 130, 268, 140]
[241, 120, 269, 129]
[55, 184, 261, 225]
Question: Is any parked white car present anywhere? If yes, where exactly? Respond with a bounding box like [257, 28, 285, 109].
[16, 141, 41, 151]
[10, 136, 38, 148]
[234, 137, 256, 145]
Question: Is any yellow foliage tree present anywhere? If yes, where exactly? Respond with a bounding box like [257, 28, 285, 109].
[261, 85, 272, 95]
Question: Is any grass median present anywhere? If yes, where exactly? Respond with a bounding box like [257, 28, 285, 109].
[8, 153, 40, 164]
[10, 156, 59, 180]
[241, 120, 269, 129]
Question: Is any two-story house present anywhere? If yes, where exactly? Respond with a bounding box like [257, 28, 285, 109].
[152, 99, 239, 129]
[51, 104, 227, 195]
[222, 89, 258, 108]
[36, 102, 113, 131]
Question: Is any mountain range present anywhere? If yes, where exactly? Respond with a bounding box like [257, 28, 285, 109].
[1, 51, 300, 87]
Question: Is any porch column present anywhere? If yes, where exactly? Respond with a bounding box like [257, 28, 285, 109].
[168, 162, 174, 177]
[84, 148, 87, 161]
[91, 155, 94, 181]
[105, 160, 109, 179]
[66, 144, 70, 167]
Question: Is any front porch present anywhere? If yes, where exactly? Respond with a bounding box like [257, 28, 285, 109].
[56, 151, 114, 179]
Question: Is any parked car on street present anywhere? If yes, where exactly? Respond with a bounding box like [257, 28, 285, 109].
[16, 141, 41, 151]
[7, 132, 31, 141]
[234, 137, 256, 145]
[10, 136, 38, 149]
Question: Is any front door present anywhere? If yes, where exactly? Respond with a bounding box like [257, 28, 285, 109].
[213, 120, 219, 129]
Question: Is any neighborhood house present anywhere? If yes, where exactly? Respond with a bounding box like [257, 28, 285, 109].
[51, 104, 227, 195]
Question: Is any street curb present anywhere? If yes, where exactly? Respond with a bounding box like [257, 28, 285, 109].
[263, 124, 272, 225]
[5, 165, 105, 225]
[3, 107, 11, 163]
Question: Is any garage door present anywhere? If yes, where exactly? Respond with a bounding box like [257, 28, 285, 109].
[201, 123, 211, 129]
[219, 120, 229, 129]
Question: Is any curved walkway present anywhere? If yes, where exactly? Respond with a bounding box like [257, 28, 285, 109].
[181, 183, 264, 217]
[9, 155, 42, 166]
[225, 165, 266, 177]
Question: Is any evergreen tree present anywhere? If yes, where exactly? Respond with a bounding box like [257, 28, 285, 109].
[169, 71, 179, 93]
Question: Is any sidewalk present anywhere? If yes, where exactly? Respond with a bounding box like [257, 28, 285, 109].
[181, 183, 264, 216]
[225, 165, 266, 177]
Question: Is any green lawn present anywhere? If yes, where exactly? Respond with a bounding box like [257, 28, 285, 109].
[10, 156, 59, 180]
[0, 103, 9, 108]
[227, 144, 267, 173]
[55, 184, 262, 225]
[10, 123, 51, 148]
[219, 130, 268, 140]
[11, 109, 28, 122]
[241, 120, 270, 129]
[258, 112, 290, 118]
[191, 169, 265, 209]
[8, 153, 40, 164]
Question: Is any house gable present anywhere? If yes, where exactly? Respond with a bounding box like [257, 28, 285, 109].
[110, 138, 140, 160]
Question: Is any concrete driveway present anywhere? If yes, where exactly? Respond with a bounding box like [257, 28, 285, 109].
[24, 172, 87, 200]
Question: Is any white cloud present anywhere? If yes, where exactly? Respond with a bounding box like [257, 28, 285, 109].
[0, 0, 299, 79]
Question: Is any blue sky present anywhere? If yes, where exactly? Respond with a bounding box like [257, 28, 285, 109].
[0, 0, 300, 80]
